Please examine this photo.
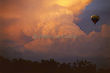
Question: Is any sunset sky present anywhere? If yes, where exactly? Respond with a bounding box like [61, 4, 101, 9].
[0, 0, 110, 67]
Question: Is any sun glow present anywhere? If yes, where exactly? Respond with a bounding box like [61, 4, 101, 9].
[56, 0, 73, 6]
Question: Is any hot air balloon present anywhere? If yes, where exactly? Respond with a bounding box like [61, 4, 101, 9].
[91, 15, 100, 24]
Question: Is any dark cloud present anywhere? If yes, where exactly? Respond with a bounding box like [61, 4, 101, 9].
[0, 32, 33, 58]
[0, 39, 22, 58]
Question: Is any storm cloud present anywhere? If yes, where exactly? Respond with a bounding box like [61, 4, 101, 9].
[0, 0, 110, 68]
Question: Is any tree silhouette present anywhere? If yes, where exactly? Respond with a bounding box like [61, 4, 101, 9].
[0, 56, 110, 73]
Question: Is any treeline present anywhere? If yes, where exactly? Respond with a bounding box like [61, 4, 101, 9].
[0, 56, 110, 73]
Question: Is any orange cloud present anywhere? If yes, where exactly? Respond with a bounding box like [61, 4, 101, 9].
[1, 0, 92, 52]
[88, 24, 110, 38]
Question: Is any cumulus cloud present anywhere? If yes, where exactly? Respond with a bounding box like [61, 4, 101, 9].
[1, 0, 110, 59]
[0, 0, 91, 50]
[22, 24, 110, 59]
[0, 0, 92, 39]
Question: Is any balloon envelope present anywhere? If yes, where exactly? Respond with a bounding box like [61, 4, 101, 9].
[91, 15, 100, 24]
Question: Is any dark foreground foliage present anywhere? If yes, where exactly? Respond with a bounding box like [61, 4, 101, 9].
[0, 56, 110, 73]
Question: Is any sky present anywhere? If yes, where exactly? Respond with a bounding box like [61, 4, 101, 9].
[0, 0, 110, 67]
